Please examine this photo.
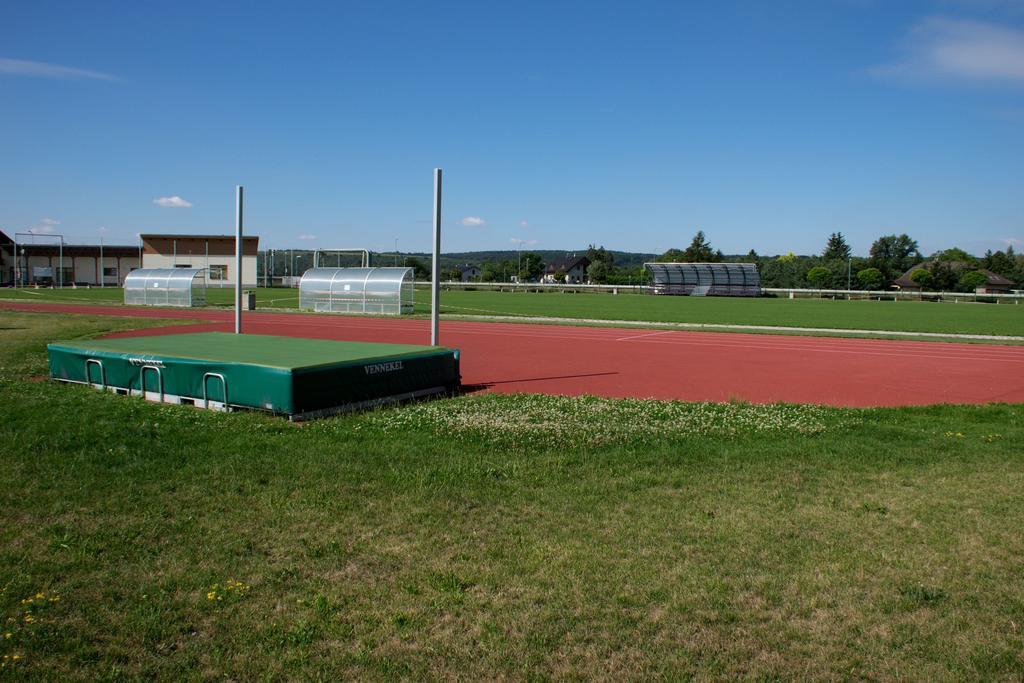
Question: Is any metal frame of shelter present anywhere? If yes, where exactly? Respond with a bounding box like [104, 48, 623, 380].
[645, 262, 761, 297]
[299, 267, 414, 315]
[123, 268, 207, 307]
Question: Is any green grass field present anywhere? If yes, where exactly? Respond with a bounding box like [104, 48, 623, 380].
[1, 310, 1023, 678]
[3, 285, 1023, 337]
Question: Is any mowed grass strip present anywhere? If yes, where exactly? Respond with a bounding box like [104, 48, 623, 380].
[1, 311, 1023, 679]
[4, 285, 1022, 337]
[421, 289, 1024, 337]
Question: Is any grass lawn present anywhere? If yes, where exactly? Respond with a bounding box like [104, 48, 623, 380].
[427, 288, 1024, 336]
[1, 310, 1023, 678]
[3, 285, 1023, 337]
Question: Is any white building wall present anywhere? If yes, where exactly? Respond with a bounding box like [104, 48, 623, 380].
[142, 253, 258, 287]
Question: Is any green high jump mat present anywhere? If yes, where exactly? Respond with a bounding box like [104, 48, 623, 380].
[48, 332, 461, 420]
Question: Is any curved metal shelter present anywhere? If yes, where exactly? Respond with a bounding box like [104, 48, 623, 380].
[124, 268, 207, 307]
[645, 262, 760, 297]
[299, 267, 414, 315]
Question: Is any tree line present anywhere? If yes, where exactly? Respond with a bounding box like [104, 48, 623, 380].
[651, 230, 1023, 291]
[258, 232, 1023, 291]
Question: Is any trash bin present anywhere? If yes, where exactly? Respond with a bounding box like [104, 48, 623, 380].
[243, 290, 256, 310]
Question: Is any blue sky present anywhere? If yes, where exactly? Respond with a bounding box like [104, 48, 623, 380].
[1, 1, 1022, 257]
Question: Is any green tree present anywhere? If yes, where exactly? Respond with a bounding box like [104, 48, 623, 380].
[806, 266, 832, 288]
[586, 261, 611, 284]
[935, 247, 975, 264]
[759, 254, 806, 288]
[982, 249, 1016, 278]
[657, 248, 686, 262]
[908, 268, 933, 289]
[926, 260, 958, 291]
[586, 244, 614, 268]
[958, 270, 988, 291]
[518, 252, 544, 281]
[822, 232, 851, 261]
[682, 231, 720, 262]
[869, 234, 921, 282]
[856, 267, 885, 291]
[406, 257, 430, 280]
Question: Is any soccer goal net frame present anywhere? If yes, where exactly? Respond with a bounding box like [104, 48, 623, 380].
[313, 248, 371, 268]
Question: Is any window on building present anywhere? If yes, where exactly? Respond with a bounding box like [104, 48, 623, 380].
[103, 267, 118, 277]
[174, 263, 192, 269]
[209, 264, 228, 280]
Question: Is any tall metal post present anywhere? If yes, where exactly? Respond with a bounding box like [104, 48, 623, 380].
[99, 237, 104, 287]
[431, 168, 442, 346]
[235, 185, 244, 334]
[59, 239, 63, 288]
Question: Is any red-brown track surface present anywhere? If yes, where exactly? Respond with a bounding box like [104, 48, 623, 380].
[5, 301, 1024, 406]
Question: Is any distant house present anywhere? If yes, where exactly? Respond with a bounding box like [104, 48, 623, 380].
[975, 270, 1015, 294]
[894, 261, 1016, 294]
[459, 264, 480, 282]
[893, 264, 938, 292]
[542, 254, 590, 284]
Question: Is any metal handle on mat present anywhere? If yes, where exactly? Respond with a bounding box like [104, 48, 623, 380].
[202, 372, 228, 408]
[140, 365, 164, 400]
[85, 358, 106, 389]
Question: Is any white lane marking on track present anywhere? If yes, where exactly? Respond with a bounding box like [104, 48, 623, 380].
[617, 336, 1024, 363]
[616, 331, 673, 342]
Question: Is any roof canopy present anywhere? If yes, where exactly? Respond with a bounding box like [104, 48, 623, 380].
[299, 267, 414, 315]
[124, 268, 207, 307]
[645, 262, 760, 297]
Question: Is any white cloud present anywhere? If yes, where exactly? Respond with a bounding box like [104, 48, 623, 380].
[0, 57, 118, 81]
[153, 195, 193, 208]
[871, 17, 1024, 83]
[519, 220, 530, 229]
[510, 237, 538, 246]
[98, 226, 109, 234]
[27, 218, 59, 234]
[297, 234, 317, 241]
[460, 216, 486, 227]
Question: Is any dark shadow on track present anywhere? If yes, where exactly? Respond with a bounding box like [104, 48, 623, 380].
[460, 371, 619, 394]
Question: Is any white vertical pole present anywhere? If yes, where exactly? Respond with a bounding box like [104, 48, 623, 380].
[235, 185, 243, 334]
[99, 237, 104, 287]
[431, 168, 442, 346]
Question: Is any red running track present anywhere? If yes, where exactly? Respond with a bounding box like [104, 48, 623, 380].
[4, 302, 1024, 406]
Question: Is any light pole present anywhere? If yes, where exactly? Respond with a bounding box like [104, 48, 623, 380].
[394, 238, 398, 266]
[847, 256, 852, 293]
